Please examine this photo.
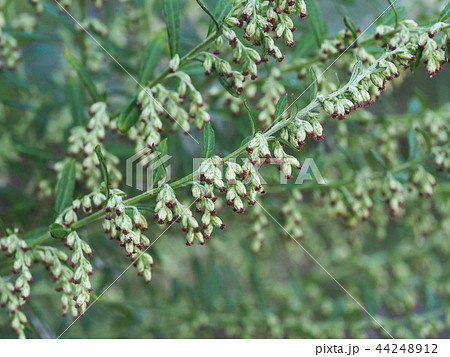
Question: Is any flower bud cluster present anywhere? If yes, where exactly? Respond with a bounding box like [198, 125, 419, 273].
[280, 112, 324, 149]
[130, 74, 210, 149]
[55, 191, 107, 227]
[59, 102, 121, 190]
[380, 176, 407, 218]
[0, 20, 21, 71]
[60, 231, 94, 317]
[409, 166, 437, 198]
[281, 189, 304, 240]
[318, 27, 362, 63]
[228, 0, 307, 58]
[80, 18, 109, 37]
[203, 52, 247, 95]
[256, 68, 287, 126]
[249, 203, 268, 252]
[432, 147, 450, 173]
[0, 229, 32, 338]
[10, 13, 37, 33]
[32, 246, 81, 318]
[104, 190, 154, 283]
[272, 141, 301, 179]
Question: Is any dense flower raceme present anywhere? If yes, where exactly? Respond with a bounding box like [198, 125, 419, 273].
[1, 0, 449, 338]
[126, 72, 211, 151]
[199, 0, 307, 95]
[39, 102, 122, 196]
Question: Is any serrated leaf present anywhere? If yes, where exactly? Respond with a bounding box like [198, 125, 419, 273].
[407, 128, 420, 161]
[196, 0, 219, 31]
[207, 0, 233, 35]
[163, 0, 180, 57]
[54, 159, 76, 217]
[67, 76, 85, 126]
[343, 16, 358, 39]
[118, 96, 141, 133]
[203, 122, 215, 158]
[305, 0, 325, 47]
[349, 60, 363, 84]
[309, 67, 319, 99]
[64, 49, 101, 102]
[438, 2, 450, 21]
[243, 99, 257, 136]
[95, 145, 110, 199]
[49, 223, 70, 239]
[139, 30, 165, 84]
[274, 94, 288, 125]
[386, 0, 399, 27]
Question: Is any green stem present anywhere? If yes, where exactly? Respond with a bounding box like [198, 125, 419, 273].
[148, 30, 222, 88]
[78, 0, 88, 66]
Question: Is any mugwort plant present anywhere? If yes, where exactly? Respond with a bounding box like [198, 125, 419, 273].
[0, 0, 449, 338]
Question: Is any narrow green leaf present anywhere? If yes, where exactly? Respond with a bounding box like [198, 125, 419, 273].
[335, 72, 341, 90]
[243, 99, 257, 136]
[240, 135, 252, 147]
[118, 96, 141, 133]
[54, 159, 76, 217]
[203, 122, 215, 158]
[15, 143, 57, 161]
[139, 30, 165, 84]
[22, 226, 49, 244]
[410, 47, 423, 73]
[0, 217, 6, 235]
[305, 0, 325, 47]
[274, 137, 298, 152]
[95, 145, 110, 199]
[207, 0, 233, 35]
[64, 49, 101, 102]
[337, 144, 356, 169]
[67, 76, 85, 126]
[368, 149, 386, 169]
[152, 139, 169, 188]
[438, 2, 450, 21]
[309, 67, 319, 99]
[349, 60, 363, 84]
[274, 94, 288, 125]
[343, 16, 358, 39]
[163, 0, 180, 57]
[386, 0, 399, 28]
[211, 68, 239, 97]
[49, 223, 70, 239]
[407, 128, 420, 161]
[196, 0, 219, 31]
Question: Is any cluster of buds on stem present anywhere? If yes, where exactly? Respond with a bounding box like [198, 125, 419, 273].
[249, 203, 268, 252]
[281, 189, 304, 240]
[408, 166, 437, 198]
[0, 13, 21, 71]
[228, 0, 307, 59]
[256, 68, 287, 126]
[280, 112, 325, 149]
[0, 229, 32, 338]
[57, 102, 121, 190]
[432, 146, 450, 173]
[104, 190, 154, 283]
